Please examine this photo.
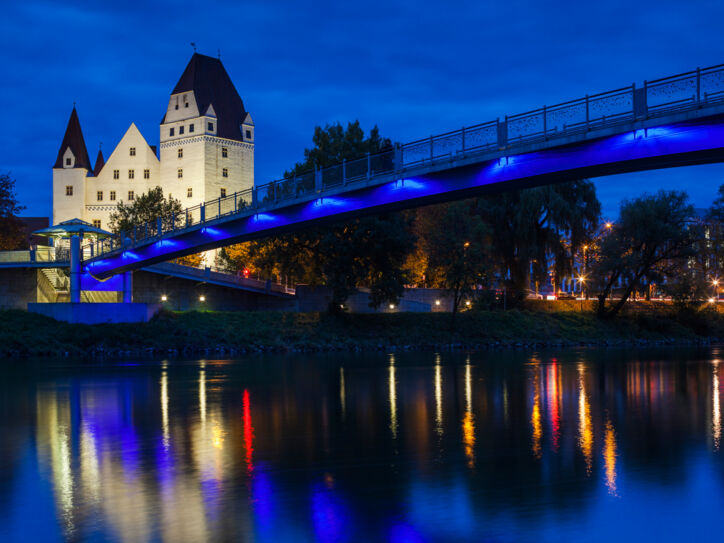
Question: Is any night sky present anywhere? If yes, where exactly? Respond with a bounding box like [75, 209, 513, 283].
[3, 0, 724, 219]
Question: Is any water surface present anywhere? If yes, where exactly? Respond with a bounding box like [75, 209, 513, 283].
[2, 348, 724, 542]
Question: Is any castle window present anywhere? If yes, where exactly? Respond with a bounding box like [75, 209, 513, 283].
[189, 124, 194, 133]
[128, 191, 134, 201]
[187, 187, 193, 198]
[175, 103, 179, 110]
[169, 127, 175, 137]
[65, 185, 73, 196]
[179, 126, 185, 135]
[222, 168, 228, 178]
[113, 169, 119, 179]
[178, 148, 183, 159]
[65, 157, 71, 166]
[110, 191, 116, 201]
[220, 188, 226, 198]
[185, 102, 189, 108]
[246, 130, 252, 140]
[144, 169, 150, 179]
[129, 147, 136, 156]
[208, 122, 214, 131]
[97, 191, 103, 201]
[128, 169, 135, 179]
[222, 147, 228, 158]
[93, 220, 101, 229]
[178, 168, 183, 178]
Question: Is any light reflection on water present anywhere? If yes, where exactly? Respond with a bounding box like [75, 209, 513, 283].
[4, 348, 724, 541]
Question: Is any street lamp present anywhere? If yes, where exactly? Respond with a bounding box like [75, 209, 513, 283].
[578, 275, 586, 311]
[713, 278, 720, 302]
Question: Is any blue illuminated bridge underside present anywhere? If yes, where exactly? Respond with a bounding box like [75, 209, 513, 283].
[87, 112, 724, 279]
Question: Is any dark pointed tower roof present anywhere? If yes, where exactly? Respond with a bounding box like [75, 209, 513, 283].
[54, 107, 92, 170]
[171, 53, 247, 141]
[93, 148, 105, 176]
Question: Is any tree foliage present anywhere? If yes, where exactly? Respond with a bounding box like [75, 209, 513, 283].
[0, 173, 26, 250]
[477, 180, 600, 303]
[108, 186, 204, 267]
[591, 190, 696, 318]
[415, 201, 491, 316]
[222, 122, 411, 310]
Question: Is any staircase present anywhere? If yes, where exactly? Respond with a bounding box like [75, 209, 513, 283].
[37, 268, 69, 303]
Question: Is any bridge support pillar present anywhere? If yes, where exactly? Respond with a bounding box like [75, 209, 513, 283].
[70, 234, 81, 304]
[122, 272, 133, 303]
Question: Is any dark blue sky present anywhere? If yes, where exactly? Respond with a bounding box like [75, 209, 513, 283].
[3, 0, 724, 219]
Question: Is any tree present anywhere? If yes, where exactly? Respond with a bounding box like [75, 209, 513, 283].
[222, 122, 413, 311]
[591, 190, 697, 318]
[108, 186, 203, 267]
[415, 201, 491, 317]
[476, 180, 600, 303]
[108, 186, 183, 235]
[0, 173, 25, 250]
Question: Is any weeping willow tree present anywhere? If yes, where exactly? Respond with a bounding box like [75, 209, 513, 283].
[477, 179, 601, 303]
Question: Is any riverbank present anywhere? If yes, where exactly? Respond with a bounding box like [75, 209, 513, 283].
[2, 306, 724, 358]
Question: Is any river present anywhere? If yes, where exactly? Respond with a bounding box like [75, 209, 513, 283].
[1, 348, 723, 541]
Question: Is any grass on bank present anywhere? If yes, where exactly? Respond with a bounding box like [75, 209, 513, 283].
[2, 305, 724, 358]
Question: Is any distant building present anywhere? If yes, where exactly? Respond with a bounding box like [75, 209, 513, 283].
[52, 53, 255, 232]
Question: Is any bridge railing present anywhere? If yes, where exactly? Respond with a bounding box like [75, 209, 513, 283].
[89, 62, 724, 261]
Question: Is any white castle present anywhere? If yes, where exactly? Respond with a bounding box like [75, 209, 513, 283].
[52, 53, 255, 230]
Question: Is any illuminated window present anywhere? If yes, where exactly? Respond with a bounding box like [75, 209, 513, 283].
[178, 168, 183, 178]
[110, 191, 116, 201]
[128, 169, 134, 179]
[187, 187, 192, 198]
[246, 129, 252, 139]
[129, 147, 136, 156]
[169, 127, 174, 137]
[65, 185, 73, 196]
[128, 190, 134, 201]
[179, 125, 184, 135]
[144, 169, 150, 179]
[208, 122, 214, 131]
[65, 157, 71, 166]
[189, 123, 194, 133]
[220, 188, 226, 198]
[92, 220, 100, 228]
[113, 169, 119, 179]
[178, 148, 183, 158]
[222, 147, 228, 158]
[222, 168, 228, 177]
[97, 191, 103, 201]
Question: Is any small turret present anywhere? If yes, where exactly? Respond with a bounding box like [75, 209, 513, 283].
[53, 106, 90, 224]
[54, 107, 92, 170]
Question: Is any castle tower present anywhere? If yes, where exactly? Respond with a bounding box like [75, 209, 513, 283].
[159, 53, 254, 208]
[52, 107, 91, 224]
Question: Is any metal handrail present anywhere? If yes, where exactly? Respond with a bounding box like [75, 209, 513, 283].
[89, 61, 724, 261]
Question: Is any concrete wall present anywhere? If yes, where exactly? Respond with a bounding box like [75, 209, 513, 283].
[296, 285, 455, 313]
[28, 302, 160, 323]
[0, 269, 39, 309]
[132, 270, 296, 312]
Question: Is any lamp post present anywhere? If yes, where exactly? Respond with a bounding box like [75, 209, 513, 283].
[578, 275, 586, 311]
[713, 278, 720, 304]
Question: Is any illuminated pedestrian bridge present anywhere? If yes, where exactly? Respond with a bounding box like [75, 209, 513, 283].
[86, 63, 724, 279]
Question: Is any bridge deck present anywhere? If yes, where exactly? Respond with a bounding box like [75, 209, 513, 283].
[84, 63, 724, 278]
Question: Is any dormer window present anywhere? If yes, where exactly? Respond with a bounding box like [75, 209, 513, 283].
[208, 122, 214, 131]
[129, 147, 136, 156]
[246, 130, 252, 140]
[65, 157, 71, 166]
